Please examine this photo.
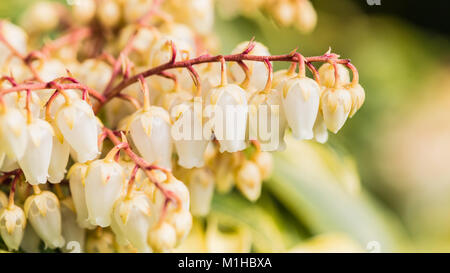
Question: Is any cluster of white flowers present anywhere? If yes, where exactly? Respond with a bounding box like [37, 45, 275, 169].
[0, 0, 364, 253]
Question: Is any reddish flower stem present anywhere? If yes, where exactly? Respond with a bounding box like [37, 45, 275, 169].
[101, 51, 351, 109]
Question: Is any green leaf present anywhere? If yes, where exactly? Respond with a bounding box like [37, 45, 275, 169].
[211, 192, 287, 252]
[267, 137, 410, 252]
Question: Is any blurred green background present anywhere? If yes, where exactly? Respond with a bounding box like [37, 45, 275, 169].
[2, 0, 450, 252]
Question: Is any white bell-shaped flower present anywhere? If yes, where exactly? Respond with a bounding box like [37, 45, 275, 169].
[148, 222, 177, 253]
[84, 158, 125, 227]
[248, 89, 287, 151]
[313, 111, 328, 143]
[321, 87, 352, 133]
[127, 107, 173, 169]
[171, 100, 209, 168]
[149, 36, 194, 92]
[347, 83, 365, 118]
[280, 76, 320, 140]
[0, 107, 28, 160]
[205, 84, 248, 153]
[56, 98, 99, 163]
[229, 41, 270, 91]
[318, 63, 350, 88]
[60, 198, 86, 253]
[48, 132, 70, 184]
[67, 163, 95, 229]
[0, 204, 26, 251]
[112, 191, 154, 253]
[235, 160, 262, 202]
[24, 190, 65, 249]
[187, 168, 214, 217]
[154, 174, 190, 216]
[18, 119, 54, 185]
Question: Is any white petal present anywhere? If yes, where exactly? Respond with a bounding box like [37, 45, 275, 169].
[56, 99, 99, 163]
[68, 163, 95, 229]
[24, 191, 65, 249]
[280, 77, 320, 140]
[84, 160, 124, 227]
[48, 136, 70, 184]
[130, 108, 173, 169]
[19, 119, 54, 185]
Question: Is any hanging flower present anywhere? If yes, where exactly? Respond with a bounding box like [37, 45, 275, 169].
[24, 190, 65, 249]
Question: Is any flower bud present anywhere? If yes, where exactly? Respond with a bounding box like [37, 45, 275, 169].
[294, 0, 317, 34]
[0, 107, 28, 160]
[313, 110, 328, 143]
[20, 1, 59, 33]
[205, 84, 248, 153]
[271, 0, 295, 26]
[318, 63, 350, 88]
[148, 222, 177, 253]
[24, 191, 65, 249]
[56, 99, 99, 163]
[18, 119, 54, 185]
[68, 163, 95, 229]
[117, 25, 157, 64]
[229, 41, 270, 92]
[127, 107, 173, 169]
[188, 168, 214, 216]
[252, 152, 273, 180]
[280, 76, 320, 140]
[61, 198, 86, 253]
[123, 0, 153, 23]
[84, 159, 125, 227]
[112, 191, 154, 253]
[321, 88, 352, 133]
[97, 0, 121, 28]
[71, 0, 96, 24]
[346, 83, 365, 118]
[172, 101, 209, 169]
[235, 160, 262, 202]
[76, 59, 112, 92]
[248, 89, 287, 151]
[0, 204, 26, 251]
